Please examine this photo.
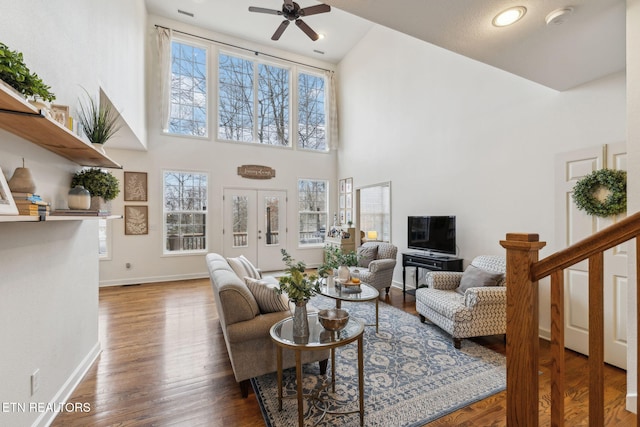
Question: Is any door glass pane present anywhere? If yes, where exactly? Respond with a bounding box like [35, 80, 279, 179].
[264, 196, 280, 246]
[233, 195, 248, 248]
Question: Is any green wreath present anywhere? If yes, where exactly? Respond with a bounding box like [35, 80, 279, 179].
[572, 169, 626, 217]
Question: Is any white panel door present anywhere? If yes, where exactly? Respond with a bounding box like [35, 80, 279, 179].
[223, 188, 287, 271]
[555, 143, 627, 369]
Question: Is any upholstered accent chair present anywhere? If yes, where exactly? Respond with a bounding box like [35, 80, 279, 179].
[415, 255, 506, 349]
[350, 242, 398, 295]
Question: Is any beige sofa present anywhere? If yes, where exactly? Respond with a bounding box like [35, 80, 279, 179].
[206, 253, 328, 397]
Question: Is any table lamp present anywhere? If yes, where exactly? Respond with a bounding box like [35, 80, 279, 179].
[367, 230, 378, 240]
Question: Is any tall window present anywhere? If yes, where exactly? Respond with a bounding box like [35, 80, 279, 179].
[163, 171, 208, 253]
[98, 218, 110, 259]
[169, 41, 207, 136]
[298, 179, 327, 246]
[218, 52, 290, 145]
[298, 72, 326, 151]
[358, 182, 391, 242]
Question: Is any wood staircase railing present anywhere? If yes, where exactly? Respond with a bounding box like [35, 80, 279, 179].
[501, 211, 640, 426]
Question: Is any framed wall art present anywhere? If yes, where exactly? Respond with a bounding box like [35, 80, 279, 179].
[50, 104, 70, 128]
[0, 167, 18, 215]
[339, 177, 353, 227]
[124, 171, 148, 201]
[125, 205, 148, 235]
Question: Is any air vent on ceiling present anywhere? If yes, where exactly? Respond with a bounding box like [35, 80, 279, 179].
[178, 9, 194, 18]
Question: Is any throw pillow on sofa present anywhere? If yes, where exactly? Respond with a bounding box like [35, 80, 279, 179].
[357, 245, 378, 268]
[456, 265, 504, 295]
[245, 277, 289, 313]
[227, 255, 261, 280]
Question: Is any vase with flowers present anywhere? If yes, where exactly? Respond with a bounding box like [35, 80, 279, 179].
[276, 249, 321, 341]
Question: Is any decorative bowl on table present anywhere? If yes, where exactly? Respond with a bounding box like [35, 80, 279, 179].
[318, 308, 350, 332]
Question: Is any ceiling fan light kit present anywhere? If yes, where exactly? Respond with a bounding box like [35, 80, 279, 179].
[249, 0, 331, 41]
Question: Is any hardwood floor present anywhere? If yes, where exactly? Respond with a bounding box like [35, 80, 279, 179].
[52, 279, 633, 426]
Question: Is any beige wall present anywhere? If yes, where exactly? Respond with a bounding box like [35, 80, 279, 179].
[336, 23, 626, 357]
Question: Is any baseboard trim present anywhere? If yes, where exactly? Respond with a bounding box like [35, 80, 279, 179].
[99, 272, 209, 287]
[627, 393, 637, 414]
[33, 341, 101, 427]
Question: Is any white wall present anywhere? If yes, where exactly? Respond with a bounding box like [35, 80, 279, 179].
[337, 26, 626, 337]
[627, 0, 640, 412]
[98, 16, 338, 285]
[0, 1, 146, 425]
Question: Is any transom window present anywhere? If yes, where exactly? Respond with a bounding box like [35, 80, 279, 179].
[163, 171, 208, 253]
[169, 41, 208, 137]
[298, 179, 328, 246]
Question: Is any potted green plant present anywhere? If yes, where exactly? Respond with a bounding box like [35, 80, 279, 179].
[0, 42, 56, 102]
[276, 249, 321, 341]
[76, 88, 121, 153]
[318, 245, 359, 278]
[71, 168, 120, 212]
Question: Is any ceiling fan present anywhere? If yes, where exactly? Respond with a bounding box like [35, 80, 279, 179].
[248, 0, 331, 41]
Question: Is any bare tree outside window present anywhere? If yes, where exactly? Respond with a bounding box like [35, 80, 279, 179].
[164, 171, 208, 253]
[218, 52, 290, 146]
[298, 179, 327, 246]
[170, 42, 207, 136]
[218, 54, 253, 142]
[258, 63, 289, 145]
[298, 73, 326, 151]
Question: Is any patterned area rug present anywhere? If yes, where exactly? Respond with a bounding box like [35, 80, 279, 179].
[251, 295, 506, 426]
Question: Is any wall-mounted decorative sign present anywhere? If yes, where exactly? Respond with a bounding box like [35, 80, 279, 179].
[237, 165, 276, 179]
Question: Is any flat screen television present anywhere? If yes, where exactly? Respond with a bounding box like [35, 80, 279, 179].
[407, 216, 456, 256]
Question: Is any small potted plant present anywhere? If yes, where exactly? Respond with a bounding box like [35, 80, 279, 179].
[76, 88, 121, 154]
[71, 168, 120, 212]
[0, 42, 56, 104]
[318, 245, 359, 282]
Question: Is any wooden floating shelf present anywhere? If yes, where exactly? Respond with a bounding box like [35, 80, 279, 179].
[0, 215, 122, 223]
[0, 82, 121, 169]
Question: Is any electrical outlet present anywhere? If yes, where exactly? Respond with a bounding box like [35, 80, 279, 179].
[31, 369, 40, 396]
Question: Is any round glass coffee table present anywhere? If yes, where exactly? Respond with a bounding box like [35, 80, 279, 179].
[319, 282, 380, 332]
[270, 314, 365, 426]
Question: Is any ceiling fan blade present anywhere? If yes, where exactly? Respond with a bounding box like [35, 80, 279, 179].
[299, 4, 331, 17]
[272, 20, 290, 41]
[248, 6, 282, 15]
[295, 19, 319, 41]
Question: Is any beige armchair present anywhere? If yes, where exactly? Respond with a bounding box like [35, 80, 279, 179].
[415, 255, 506, 348]
[350, 242, 398, 295]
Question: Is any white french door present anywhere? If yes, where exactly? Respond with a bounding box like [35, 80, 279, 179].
[555, 143, 627, 369]
[223, 188, 287, 271]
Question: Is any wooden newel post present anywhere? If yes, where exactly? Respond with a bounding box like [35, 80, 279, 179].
[500, 233, 546, 427]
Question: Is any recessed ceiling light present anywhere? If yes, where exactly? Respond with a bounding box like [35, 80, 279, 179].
[492, 6, 527, 27]
[317, 33, 326, 40]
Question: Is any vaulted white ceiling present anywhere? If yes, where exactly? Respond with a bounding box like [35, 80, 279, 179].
[145, 0, 626, 91]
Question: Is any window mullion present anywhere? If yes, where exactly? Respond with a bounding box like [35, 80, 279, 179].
[253, 61, 259, 143]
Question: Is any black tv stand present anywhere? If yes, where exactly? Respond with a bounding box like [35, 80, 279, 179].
[402, 252, 463, 298]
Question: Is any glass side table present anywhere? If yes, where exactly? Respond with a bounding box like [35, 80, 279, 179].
[319, 282, 380, 332]
[270, 314, 365, 426]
